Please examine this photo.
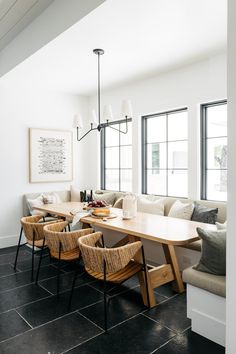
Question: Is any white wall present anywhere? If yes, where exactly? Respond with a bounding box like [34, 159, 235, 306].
[87, 53, 226, 198]
[226, 0, 236, 352]
[0, 81, 88, 247]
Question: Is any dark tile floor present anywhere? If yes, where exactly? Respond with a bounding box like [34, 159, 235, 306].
[0, 245, 225, 354]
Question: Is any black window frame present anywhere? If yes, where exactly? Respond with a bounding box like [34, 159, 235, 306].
[101, 118, 132, 191]
[142, 107, 188, 197]
[200, 99, 227, 201]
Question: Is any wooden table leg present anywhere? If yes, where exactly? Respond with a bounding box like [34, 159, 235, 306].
[162, 244, 185, 293]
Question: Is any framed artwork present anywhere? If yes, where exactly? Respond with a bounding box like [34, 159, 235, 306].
[29, 128, 73, 183]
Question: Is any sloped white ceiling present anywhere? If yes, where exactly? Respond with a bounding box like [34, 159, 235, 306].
[2, 0, 227, 94]
[0, 0, 54, 51]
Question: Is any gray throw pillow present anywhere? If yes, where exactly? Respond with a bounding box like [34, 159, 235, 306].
[193, 227, 226, 275]
[191, 203, 218, 224]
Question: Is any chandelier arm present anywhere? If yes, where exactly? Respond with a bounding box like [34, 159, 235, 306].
[76, 126, 97, 142]
[108, 116, 128, 134]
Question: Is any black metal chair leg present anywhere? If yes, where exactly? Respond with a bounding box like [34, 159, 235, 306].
[31, 233, 35, 282]
[14, 226, 23, 270]
[57, 243, 62, 297]
[68, 223, 71, 232]
[68, 268, 77, 311]
[141, 246, 150, 308]
[103, 260, 108, 333]
[35, 238, 45, 284]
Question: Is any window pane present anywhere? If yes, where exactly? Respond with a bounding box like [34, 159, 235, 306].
[207, 137, 227, 169]
[146, 169, 167, 195]
[168, 111, 188, 141]
[105, 127, 119, 147]
[105, 169, 119, 190]
[105, 147, 119, 168]
[168, 170, 188, 197]
[120, 169, 132, 192]
[147, 143, 167, 169]
[120, 146, 132, 168]
[147, 115, 166, 143]
[206, 170, 227, 201]
[168, 141, 188, 169]
[120, 121, 132, 145]
[207, 104, 227, 138]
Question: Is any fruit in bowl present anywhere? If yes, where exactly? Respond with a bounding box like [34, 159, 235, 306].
[87, 200, 110, 217]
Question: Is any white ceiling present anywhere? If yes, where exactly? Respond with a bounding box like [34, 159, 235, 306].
[0, 0, 54, 51]
[2, 0, 227, 95]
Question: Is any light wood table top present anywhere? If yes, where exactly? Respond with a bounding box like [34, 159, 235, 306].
[34, 202, 216, 246]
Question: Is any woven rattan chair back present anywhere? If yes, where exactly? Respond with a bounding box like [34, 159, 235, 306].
[78, 232, 142, 273]
[44, 222, 94, 253]
[20, 215, 63, 242]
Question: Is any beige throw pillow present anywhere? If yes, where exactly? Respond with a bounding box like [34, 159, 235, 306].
[168, 200, 194, 220]
[137, 197, 165, 215]
[27, 195, 47, 216]
[70, 185, 81, 202]
[42, 192, 61, 204]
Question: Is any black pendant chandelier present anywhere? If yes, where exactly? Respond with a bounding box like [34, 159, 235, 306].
[73, 49, 132, 142]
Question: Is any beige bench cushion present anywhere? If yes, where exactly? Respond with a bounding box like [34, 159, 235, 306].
[181, 240, 202, 252]
[183, 266, 226, 298]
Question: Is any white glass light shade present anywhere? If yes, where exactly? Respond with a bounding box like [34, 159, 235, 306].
[103, 105, 113, 121]
[121, 100, 133, 118]
[91, 109, 98, 125]
[73, 114, 83, 129]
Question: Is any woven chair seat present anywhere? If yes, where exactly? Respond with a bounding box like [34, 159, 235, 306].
[27, 239, 47, 247]
[85, 261, 142, 283]
[51, 247, 80, 261]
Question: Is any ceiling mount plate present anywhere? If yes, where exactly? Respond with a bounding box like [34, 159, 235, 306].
[93, 48, 104, 55]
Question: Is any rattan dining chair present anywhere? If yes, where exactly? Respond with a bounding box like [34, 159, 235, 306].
[14, 215, 63, 281]
[36, 221, 94, 295]
[68, 231, 150, 333]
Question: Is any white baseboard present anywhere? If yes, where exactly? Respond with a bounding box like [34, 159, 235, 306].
[0, 234, 23, 248]
[191, 308, 226, 347]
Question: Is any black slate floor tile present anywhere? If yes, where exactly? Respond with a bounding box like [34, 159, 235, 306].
[90, 275, 140, 296]
[144, 293, 190, 333]
[0, 310, 30, 342]
[0, 265, 58, 293]
[0, 284, 50, 313]
[12, 255, 56, 271]
[17, 285, 103, 327]
[154, 328, 225, 354]
[67, 314, 175, 354]
[0, 312, 102, 354]
[0, 245, 26, 256]
[0, 263, 18, 278]
[154, 283, 177, 298]
[80, 287, 147, 330]
[0, 249, 32, 265]
[39, 269, 94, 295]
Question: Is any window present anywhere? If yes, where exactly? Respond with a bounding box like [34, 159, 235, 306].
[201, 101, 227, 201]
[101, 119, 132, 191]
[142, 108, 188, 197]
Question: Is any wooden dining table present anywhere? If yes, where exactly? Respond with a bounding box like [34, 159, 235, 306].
[34, 202, 216, 308]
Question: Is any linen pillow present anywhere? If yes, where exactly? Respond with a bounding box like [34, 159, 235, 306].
[93, 192, 116, 206]
[42, 192, 61, 204]
[191, 203, 218, 224]
[27, 195, 47, 216]
[168, 200, 194, 220]
[216, 221, 227, 230]
[70, 185, 81, 202]
[113, 197, 124, 209]
[137, 197, 165, 215]
[193, 227, 226, 275]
